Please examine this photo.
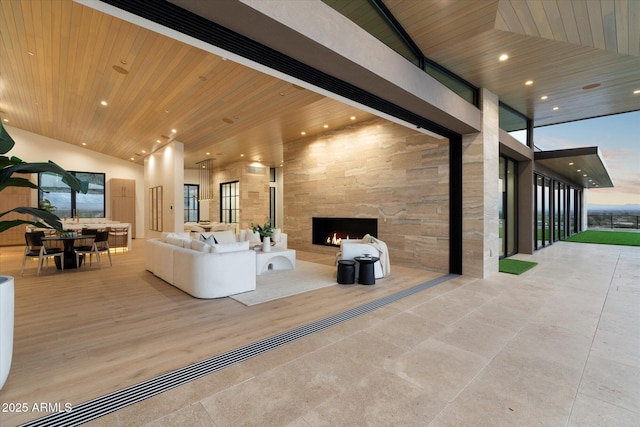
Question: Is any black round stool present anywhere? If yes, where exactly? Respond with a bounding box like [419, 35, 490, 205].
[337, 260, 356, 284]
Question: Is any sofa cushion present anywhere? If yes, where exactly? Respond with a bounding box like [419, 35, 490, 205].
[166, 235, 188, 247]
[247, 229, 261, 243]
[163, 231, 191, 242]
[190, 239, 212, 253]
[211, 240, 250, 253]
[212, 229, 236, 244]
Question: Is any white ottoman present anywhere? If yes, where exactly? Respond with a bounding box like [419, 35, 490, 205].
[256, 249, 296, 275]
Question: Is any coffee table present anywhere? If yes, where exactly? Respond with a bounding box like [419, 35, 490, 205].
[255, 248, 296, 275]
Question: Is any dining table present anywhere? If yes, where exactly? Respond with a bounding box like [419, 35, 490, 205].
[42, 234, 95, 270]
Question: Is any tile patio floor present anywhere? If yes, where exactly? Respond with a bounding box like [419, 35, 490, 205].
[87, 241, 639, 426]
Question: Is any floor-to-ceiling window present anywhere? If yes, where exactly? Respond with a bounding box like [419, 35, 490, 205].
[38, 171, 105, 218]
[220, 181, 239, 223]
[535, 173, 582, 250]
[499, 155, 518, 258]
[184, 184, 199, 222]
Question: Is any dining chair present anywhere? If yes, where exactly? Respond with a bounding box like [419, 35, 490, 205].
[21, 232, 64, 276]
[108, 226, 129, 252]
[75, 230, 112, 267]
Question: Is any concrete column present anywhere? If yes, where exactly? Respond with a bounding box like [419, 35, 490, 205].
[461, 89, 500, 278]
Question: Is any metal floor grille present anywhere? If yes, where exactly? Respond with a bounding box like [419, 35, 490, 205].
[22, 274, 456, 427]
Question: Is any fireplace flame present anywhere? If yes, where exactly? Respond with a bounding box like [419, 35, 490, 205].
[326, 233, 349, 246]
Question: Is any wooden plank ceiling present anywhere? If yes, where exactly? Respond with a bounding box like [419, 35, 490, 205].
[0, 0, 374, 168]
[384, 0, 640, 127]
[0, 0, 638, 169]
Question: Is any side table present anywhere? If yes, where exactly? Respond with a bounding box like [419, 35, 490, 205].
[353, 256, 379, 285]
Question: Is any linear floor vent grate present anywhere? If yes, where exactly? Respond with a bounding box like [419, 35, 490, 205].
[21, 274, 457, 427]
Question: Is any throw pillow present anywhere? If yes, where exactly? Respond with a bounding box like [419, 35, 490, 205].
[200, 233, 218, 244]
[212, 229, 236, 243]
[166, 235, 187, 247]
[248, 229, 261, 243]
[203, 235, 217, 246]
[190, 239, 211, 252]
[210, 240, 250, 253]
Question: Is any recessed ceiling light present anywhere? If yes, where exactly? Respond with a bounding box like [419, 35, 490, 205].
[142, 150, 146, 154]
[583, 174, 588, 177]
[525, 80, 533, 86]
[2, 119, 8, 123]
[279, 92, 285, 96]
[569, 162, 574, 165]
[541, 95, 548, 100]
[100, 100, 108, 106]
[82, 142, 87, 146]
[156, 139, 161, 143]
[634, 89, 640, 94]
[323, 124, 329, 128]
[577, 169, 582, 172]
[553, 106, 559, 111]
[350, 116, 356, 120]
[206, 152, 210, 155]
[130, 157, 135, 161]
[27, 51, 34, 56]
[171, 129, 177, 133]
[301, 131, 306, 135]
[499, 54, 509, 61]
[240, 154, 244, 157]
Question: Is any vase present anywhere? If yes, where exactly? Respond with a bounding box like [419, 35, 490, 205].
[0, 276, 14, 390]
[262, 236, 271, 252]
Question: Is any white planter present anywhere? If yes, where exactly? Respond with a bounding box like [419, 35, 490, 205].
[262, 236, 271, 252]
[0, 276, 14, 390]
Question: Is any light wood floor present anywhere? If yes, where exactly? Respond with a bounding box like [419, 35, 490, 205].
[0, 240, 440, 425]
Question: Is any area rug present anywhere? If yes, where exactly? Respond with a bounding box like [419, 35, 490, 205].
[230, 260, 337, 306]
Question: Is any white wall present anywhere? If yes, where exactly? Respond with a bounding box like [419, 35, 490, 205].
[5, 126, 145, 238]
[144, 141, 184, 238]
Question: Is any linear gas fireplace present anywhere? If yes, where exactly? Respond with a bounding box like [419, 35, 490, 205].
[312, 217, 378, 247]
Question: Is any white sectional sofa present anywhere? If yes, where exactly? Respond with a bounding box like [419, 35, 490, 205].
[145, 232, 256, 299]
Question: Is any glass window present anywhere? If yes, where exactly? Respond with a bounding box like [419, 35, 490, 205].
[499, 102, 529, 145]
[506, 158, 517, 255]
[38, 171, 105, 219]
[184, 184, 199, 222]
[220, 181, 239, 223]
[500, 155, 517, 257]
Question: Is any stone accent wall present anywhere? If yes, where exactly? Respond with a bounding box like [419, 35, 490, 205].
[284, 117, 450, 273]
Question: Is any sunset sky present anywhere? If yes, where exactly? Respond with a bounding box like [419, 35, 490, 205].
[532, 110, 640, 207]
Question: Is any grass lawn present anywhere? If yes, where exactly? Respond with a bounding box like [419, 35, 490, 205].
[565, 230, 640, 246]
[499, 259, 538, 275]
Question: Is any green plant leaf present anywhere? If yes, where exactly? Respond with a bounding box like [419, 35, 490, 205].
[0, 123, 16, 155]
[0, 219, 53, 234]
[0, 207, 63, 231]
[0, 176, 39, 192]
[0, 161, 88, 193]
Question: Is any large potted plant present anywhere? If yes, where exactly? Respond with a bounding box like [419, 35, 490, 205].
[0, 123, 87, 389]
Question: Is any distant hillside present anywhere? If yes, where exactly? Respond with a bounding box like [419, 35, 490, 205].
[588, 204, 640, 214]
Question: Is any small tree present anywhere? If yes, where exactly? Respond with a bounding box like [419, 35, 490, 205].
[0, 123, 88, 233]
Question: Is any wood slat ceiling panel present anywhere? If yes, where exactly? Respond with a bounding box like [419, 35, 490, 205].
[0, 0, 372, 168]
[496, 0, 639, 56]
[384, 0, 499, 54]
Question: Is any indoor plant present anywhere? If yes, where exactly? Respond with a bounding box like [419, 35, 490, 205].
[251, 219, 274, 251]
[0, 122, 87, 390]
